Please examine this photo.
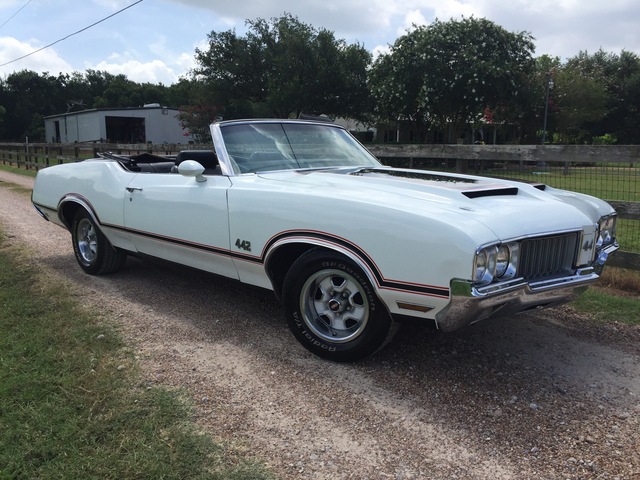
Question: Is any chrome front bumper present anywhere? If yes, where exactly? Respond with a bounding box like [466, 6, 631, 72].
[435, 243, 618, 332]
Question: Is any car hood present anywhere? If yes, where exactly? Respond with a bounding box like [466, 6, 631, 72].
[256, 167, 611, 241]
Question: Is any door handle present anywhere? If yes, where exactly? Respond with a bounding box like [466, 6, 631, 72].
[126, 187, 143, 193]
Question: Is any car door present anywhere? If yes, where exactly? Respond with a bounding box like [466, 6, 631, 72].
[123, 173, 238, 280]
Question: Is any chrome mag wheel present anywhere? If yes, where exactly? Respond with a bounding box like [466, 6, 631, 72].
[300, 268, 370, 343]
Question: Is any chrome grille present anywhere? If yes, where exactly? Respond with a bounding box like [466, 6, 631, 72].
[518, 233, 579, 279]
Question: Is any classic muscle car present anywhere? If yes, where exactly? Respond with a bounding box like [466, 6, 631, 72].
[32, 119, 618, 361]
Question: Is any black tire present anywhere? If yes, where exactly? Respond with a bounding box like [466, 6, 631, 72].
[282, 249, 397, 362]
[71, 209, 127, 275]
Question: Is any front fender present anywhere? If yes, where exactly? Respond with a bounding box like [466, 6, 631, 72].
[264, 236, 380, 301]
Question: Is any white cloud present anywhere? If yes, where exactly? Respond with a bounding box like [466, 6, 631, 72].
[401, 10, 429, 34]
[0, 36, 73, 77]
[88, 57, 179, 84]
[372, 44, 391, 60]
[147, 35, 198, 75]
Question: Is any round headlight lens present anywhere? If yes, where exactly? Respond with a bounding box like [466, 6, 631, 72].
[474, 247, 497, 285]
[598, 215, 617, 248]
[606, 216, 616, 233]
[495, 244, 510, 278]
[475, 250, 488, 281]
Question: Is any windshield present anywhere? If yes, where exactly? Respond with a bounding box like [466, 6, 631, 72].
[219, 122, 381, 174]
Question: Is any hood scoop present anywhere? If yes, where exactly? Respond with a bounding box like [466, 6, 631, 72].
[351, 168, 519, 198]
[462, 187, 519, 198]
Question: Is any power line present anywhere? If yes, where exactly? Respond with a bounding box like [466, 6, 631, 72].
[0, 0, 144, 68]
[0, 0, 33, 31]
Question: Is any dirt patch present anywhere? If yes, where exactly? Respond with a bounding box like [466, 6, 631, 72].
[2, 170, 639, 479]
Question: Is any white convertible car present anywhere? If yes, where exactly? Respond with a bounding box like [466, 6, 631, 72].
[32, 119, 618, 361]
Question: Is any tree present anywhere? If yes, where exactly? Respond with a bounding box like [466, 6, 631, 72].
[25, 113, 46, 141]
[171, 78, 224, 142]
[513, 55, 563, 144]
[83, 70, 171, 109]
[0, 70, 66, 139]
[192, 13, 371, 120]
[94, 74, 139, 108]
[369, 17, 535, 142]
[550, 52, 610, 143]
[176, 103, 223, 142]
[541, 49, 640, 144]
[0, 105, 6, 138]
[598, 50, 640, 144]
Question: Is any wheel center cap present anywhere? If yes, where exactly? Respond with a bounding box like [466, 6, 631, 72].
[328, 299, 341, 312]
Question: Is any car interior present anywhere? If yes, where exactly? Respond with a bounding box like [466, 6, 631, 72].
[101, 150, 222, 175]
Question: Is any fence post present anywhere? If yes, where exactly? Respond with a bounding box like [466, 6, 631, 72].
[456, 158, 469, 173]
[32, 144, 38, 170]
[24, 137, 29, 170]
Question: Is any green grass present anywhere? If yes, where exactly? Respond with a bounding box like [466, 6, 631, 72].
[494, 166, 640, 202]
[572, 289, 640, 325]
[569, 266, 640, 326]
[615, 218, 640, 253]
[0, 231, 274, 480]
[0, 163, 37, 177]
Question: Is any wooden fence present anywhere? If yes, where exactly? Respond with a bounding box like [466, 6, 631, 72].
[1, 141, 639, 270]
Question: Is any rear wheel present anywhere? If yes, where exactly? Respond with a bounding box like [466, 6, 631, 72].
[282, 249, 396, 362]
[71, 209, 126, 275]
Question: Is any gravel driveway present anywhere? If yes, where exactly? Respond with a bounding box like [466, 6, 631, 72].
[1, 170, 639, 479]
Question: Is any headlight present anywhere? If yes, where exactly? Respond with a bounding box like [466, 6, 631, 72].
[475, 249, 489, 281]
[495, 244, 510, 278]
[473, 247, 496, 286]
[597, 215, 617, 249]
[473, 242, 519, 285]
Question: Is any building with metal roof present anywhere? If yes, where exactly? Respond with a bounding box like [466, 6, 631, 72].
[44, 105, 192, 144]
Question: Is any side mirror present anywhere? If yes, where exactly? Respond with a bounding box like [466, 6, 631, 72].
[178, 160, 207, 183]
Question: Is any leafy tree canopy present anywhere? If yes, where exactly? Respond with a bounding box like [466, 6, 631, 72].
[369, 17, 535, 141]
[192, 13, 372, 120]
[541, 49, 640, 144]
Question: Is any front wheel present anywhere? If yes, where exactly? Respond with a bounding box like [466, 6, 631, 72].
[282, 250, 397, 362]
[71, 209, 127, 275]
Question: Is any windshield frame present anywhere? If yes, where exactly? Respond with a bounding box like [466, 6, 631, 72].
[210, 119, 381, 175]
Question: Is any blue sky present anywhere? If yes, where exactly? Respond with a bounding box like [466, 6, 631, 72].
[1, 0, 639, 85]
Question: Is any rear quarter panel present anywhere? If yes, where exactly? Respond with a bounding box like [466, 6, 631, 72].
[33, 160, 136, 239]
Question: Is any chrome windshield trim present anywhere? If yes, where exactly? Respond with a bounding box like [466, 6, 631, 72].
[209, 119, 381, 176]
